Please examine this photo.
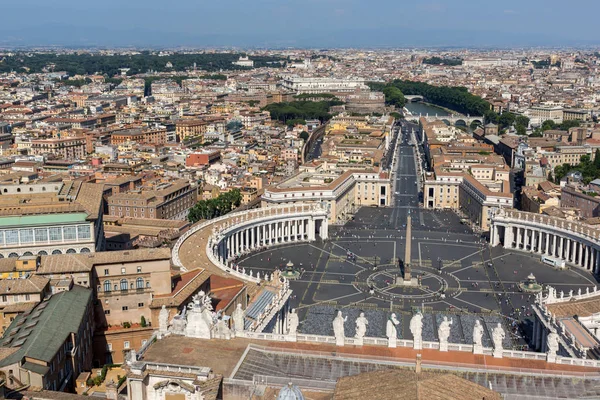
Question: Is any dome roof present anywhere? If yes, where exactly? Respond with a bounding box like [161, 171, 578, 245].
[277, 383, 305, 400]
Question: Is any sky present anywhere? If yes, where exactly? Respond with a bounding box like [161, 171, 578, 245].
[1, 0, 600, 48]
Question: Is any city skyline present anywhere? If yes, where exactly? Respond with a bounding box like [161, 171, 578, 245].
[2, 0, 600, 48]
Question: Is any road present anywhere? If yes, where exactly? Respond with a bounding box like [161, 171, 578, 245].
[390, 122, 421, 230]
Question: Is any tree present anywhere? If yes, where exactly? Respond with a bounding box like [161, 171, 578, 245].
[515, 125, 526, 135]
[140, 316, 147, 327]
[594, 149, 600, 169]
[541, 120, 557, 131]
[299, 131, 309, 141]
[515, 115, 530, 128]
[382, 86, 406, 108]
[390, 111, 402, 120]
[484, 110, 499, 124]
[498, 112, 516, 130]
[226, 120, 243, 131]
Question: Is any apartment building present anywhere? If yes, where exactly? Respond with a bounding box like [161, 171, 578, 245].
[459, 175, 513, 231]
[561, 184, 600, 218]
[30, 137, 86, 160]
[175, 119, 207, 142]
[110, 128, 167, 146]
[106, 179, 197, 220]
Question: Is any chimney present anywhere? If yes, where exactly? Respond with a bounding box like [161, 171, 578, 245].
[415, 354, 422, 374]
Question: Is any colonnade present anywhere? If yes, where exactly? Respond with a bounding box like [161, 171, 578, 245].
[214, 216, 327, 264]
[490, 212, 600, 273]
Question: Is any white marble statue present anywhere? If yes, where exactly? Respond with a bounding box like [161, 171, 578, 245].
[410, 311, 424, 350]
[159, 305, 169, 336]
[546, 329, 560, 362]
[333, 310, 347, 346]
[386, 313, 400, 348]
[355, 312, 369, 340]
[473, 320, 484, 354]
[287, 309, 299, 336]
[184, 291, 216, 339]
[492, 323, 505, 358]
[215, 316, 232, 340]
[438, 316, 453, 352]
[232, 303, 245, 334]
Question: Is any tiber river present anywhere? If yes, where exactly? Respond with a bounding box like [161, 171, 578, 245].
[404, 101, 449, 117]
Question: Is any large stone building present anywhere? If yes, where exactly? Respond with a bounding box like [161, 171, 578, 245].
[280, 76, 367, 94]
[106, 180, 197, 220]
[0, 181, 105, 258]
[261, 167, 391, 224]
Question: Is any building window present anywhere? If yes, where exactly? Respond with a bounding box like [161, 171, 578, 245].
[1, 295, 6, 302]
[137, 266, 142, 273]
[136, 278, 144, 289]
[19, 229, 33, 244]
[104, 269, 109, 276]
[104, 310, 110, 315]
[63, 226, 77, 241]
[25, 294, 30, 301]
[138, 303, 144, 307]
[49, 227, 62, 242]
[104, 281, 111, 292]
[5, 230, 18, 245]
[146, 281, 150, 288]
[120, 279, 128, 291]
[107, 343, 112, 351]
[124, 341, 130, 349]
[122, 306, 128, 311]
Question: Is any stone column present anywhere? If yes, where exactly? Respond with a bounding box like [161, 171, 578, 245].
[545, 233, 550, 255]
[516, 227, 522, 249]
[558, 237, 563, 259]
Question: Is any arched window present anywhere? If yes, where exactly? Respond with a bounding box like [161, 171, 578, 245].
[146, 281, 150, 288]
[104, 281, 111, 292]
[136, 278, 144, 289]
[120, 279, 128, 291]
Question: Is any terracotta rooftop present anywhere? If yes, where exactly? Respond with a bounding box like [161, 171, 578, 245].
[151, 268, 207, 308]
[546, 294, 600, 318]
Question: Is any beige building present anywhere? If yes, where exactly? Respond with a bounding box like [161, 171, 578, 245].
[106, 180, 198, 220]
[261, 166, 391, 224]
[30, 137, 86, 160]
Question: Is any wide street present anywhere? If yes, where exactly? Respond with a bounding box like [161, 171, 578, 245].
[237, 124, 597, 349]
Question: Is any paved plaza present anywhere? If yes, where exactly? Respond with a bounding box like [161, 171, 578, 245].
[238, 130, 598, 350]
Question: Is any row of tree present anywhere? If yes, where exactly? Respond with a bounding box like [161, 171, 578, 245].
[262, 99, 343, 124]
[0, 52, 285, 76]
[553, 151, 600, 185]
[369, 80, 490, 116]
[187, 189, 242, 223]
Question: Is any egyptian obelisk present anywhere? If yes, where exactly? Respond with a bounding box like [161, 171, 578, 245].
[404, 215, 412, 281]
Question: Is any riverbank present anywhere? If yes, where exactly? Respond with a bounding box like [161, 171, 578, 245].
[404, 101, 464, 118]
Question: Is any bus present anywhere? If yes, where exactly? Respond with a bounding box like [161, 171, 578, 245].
[541, 255, 566, 269]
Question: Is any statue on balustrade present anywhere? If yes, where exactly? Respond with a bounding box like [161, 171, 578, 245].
[333, 310, 347, 346]
[159, 305, 169, 336]
[546, 328, 560, 362]
[438, 316, 453, 352]
[492, 323, 505, 358]
[386, 313, 400, 348]
[410, 311, 423, 350]
[287, 308, 299, 335]
[473, 320, 484, 354]
[355, 312, 369, 339]
[232, 303, 245, 334]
